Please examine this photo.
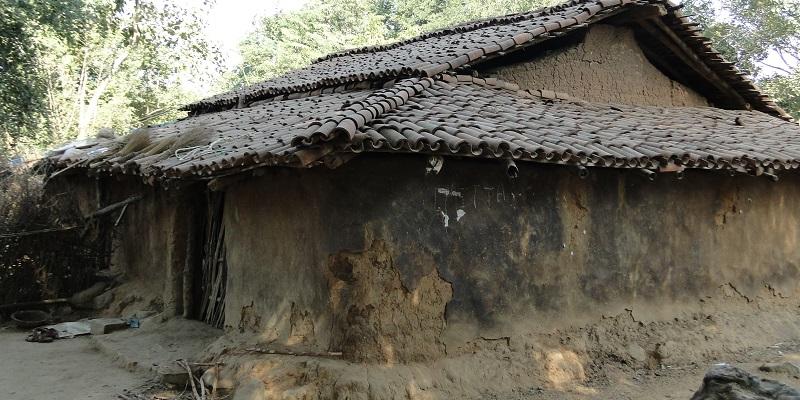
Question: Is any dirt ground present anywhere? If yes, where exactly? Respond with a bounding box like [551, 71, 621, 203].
[209, 341, 800, 400]
[0, 326, 147, 400]
[208, 289, 800, 399]
[2, 324, 798, 400]
[1, 294, 800, 399]
[526, 342, 800, 399]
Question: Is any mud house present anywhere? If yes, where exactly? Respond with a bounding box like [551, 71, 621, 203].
[42, 0, 800, 394]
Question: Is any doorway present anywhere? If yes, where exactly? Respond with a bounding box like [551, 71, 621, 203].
[197, 191, 226, 328]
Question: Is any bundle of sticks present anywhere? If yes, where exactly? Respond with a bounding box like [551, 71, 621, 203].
[199, 193, 226, 328]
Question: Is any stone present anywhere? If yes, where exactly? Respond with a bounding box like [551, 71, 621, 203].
[691, 363, 800, 400]
[89, 318, 128, 335]
[158, 365, 190, 387]
[69, 282, 108, 309]
[759, 362, 800, 376]
[92, 290, 114, 310]
[626, 343, 647, 363]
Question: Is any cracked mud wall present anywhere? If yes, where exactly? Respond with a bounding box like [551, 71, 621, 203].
[480, 24, 709, 107]
[226, 155, 800, 362]
[224, 181, 452, 362]
[222, 154, 800, 363]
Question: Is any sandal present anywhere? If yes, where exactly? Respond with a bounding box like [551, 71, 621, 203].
[25, 327, 58, 343]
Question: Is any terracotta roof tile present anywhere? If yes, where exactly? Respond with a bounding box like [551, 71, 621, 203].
[183, 0, 789, 121]
[47, 75, 800, 181]
[184, 0, 631, 112]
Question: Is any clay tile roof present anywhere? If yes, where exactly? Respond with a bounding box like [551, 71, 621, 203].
[46, 75, 800, 181]
[184, 0, 789, 120]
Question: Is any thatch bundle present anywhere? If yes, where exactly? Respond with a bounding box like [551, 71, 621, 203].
[115, 128, 153, 157]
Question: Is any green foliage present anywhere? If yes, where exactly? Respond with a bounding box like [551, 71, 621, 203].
[230, 0, 387, 86]
[0, 0, 220, 154]
[224, 0, 556, 88]
[380, 0, 558, 38]
[0, 0, 87, 150]
[5, 0, 799, 156]
[684, 0, 800, 119]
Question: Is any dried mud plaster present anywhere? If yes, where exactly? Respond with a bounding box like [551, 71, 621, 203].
[482, 25, 709, 107]
[326, 240, 453, 363]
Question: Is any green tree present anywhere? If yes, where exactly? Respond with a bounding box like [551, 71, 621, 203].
[684, 0, 800, 119]
[0, 0, 220, 153]
[225, 0, 555, 89]
[378, 0, 558, 38]
[229, 0, 387, 87]
[0, 0, 87, 150]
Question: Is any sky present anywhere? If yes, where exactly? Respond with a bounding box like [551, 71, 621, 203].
[198, 0, 308, 67]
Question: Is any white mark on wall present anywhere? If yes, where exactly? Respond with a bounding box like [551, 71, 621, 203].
[426, 155, 444, 175]
[497, 186, 506, 202]
[435, 184, 527, 229]
[437, 188, 462, 197]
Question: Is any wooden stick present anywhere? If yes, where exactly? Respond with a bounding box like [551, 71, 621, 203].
[179, 360, 201, 400]
[187, 362, 226, 367]
[238, 348, 344, 358]
[113, 203, 129, 227]
[0, 298, 69, 310]
[85, 195, 143, 220]
[0, 226, 79, 238]
[46, 160, 83, 180]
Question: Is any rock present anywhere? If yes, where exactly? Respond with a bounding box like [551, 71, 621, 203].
[760, 362, 800, 376]
[95, 268, 123, 281]
[69, 282, 108, 309]
[626, 343, 647, 363]
[158, 365, 190, 387]
[233, 378, 267, 400]
[89, 318, 128, 335]
[92, 290, 114, 310]
[691, 363, 800, 400]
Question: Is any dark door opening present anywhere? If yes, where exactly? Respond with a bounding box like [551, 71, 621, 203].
[197, 191, 226, 328]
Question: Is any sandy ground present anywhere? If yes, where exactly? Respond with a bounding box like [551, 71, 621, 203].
[0, 310, 798, 400]
[0, 326, 147, 400]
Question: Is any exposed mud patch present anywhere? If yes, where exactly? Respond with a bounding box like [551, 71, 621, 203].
[288, 302, 316, 346]
[238, 301, 262, 333]
[327, 240, 453, 363]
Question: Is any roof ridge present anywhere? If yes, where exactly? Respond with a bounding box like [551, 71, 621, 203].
[312, 0, 588, 63]
[185, 0, 641, 114]
[290, 78, 435, 147]
[185, 0, 790, 122]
